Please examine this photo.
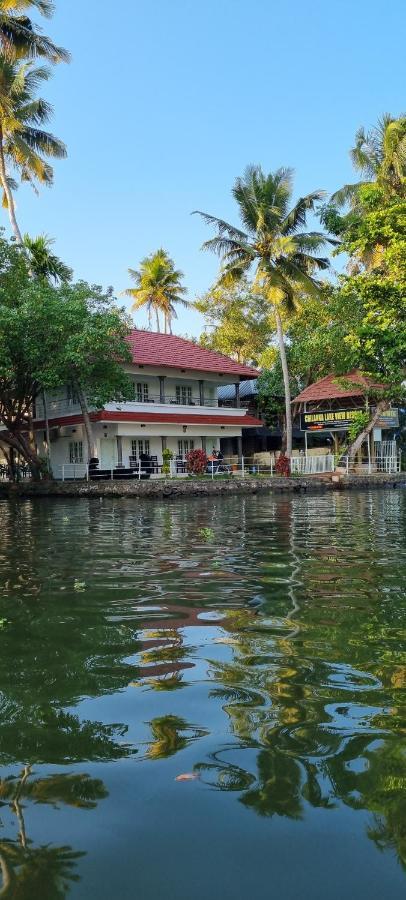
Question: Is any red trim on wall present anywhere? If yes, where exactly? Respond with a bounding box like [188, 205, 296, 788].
[34, 410, 263, 428]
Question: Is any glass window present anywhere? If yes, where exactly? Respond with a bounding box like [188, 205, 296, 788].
[134, 439, 150, 455]
[69, 441, 83, 464]
[177, 439, 195, 455]
[136, 382, 149, 402]
[175, 385, 193, 405]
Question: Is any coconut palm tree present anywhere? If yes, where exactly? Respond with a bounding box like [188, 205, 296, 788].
[331, 113, 406, 207]
[125, 249, 188, 333]
[0, 0, 69, 63]
[23, 232, 72, 282]
[194, 166, 332, 456]
[0, 58, 66, 243]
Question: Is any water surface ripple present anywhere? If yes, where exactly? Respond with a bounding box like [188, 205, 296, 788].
[0, 491, 405, 899]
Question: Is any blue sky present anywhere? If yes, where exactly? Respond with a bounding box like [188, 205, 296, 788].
[10, 0, 406, 335]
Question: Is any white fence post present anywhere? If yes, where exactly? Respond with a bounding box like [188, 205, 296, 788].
[211, 460, 214, 480]
[241, 456, 245, 478]
[62, 465, 65, 483]
[138, 460, 141, 481]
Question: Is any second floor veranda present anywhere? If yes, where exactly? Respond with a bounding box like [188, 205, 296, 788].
[34, 375, 245, 420]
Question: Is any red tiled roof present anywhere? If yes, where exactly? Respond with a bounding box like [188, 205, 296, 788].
[35, 411, 263, 428]
[126, 330, 259, 378]
[293, 371, 385, 404]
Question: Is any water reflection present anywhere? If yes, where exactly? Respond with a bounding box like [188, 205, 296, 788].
[0, 767, 106, 897]
[0, 492, 405, 897]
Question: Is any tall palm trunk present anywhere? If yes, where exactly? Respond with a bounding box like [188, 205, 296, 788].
[0, 127, 23, 244]
[155, 308, 160, 332]
[73, 378, 96, 461]
[274, 306, 292, 457]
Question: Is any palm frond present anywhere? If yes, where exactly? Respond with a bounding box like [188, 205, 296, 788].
[19, 125, 66, 157]
[293, 231, 339, 251]
[330, 181, 367, 207]
[192, 209, 248, 242]
[281, 191, 326, 234]
[17, 97, 53, 124]
[0, 13, 70, 64]
[277, 256, 323, 296]
[201, 235, 255, 260]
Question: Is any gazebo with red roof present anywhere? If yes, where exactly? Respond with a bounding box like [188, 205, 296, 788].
[292, 370, 398, 455]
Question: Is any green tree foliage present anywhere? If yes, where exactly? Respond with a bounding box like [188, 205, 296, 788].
[254, 286, 361, 426]
[331, 113, 406, 208]
[124, 248, 188, 333]
[335, 195, 406, 390]
[195, 279, 273, 365]
[0, 235, 132, 476]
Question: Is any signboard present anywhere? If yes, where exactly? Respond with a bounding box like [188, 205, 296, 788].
[374, 408, 399, 428]
[300, 407, 399, 432]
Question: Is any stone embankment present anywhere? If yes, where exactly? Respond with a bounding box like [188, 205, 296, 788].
[0, 472, 405, 499]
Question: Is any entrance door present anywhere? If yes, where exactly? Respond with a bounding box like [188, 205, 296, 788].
[100, 439, 116, 469]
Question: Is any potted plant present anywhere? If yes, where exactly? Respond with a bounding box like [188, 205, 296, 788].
[161, 448, 173, 476]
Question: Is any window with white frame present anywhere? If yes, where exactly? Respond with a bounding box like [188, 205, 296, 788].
[131, 439, 150, 456]
[175, 385, 193, 405]
[135, 382, 149, 402]
[177, 439, 194, 456]
[69, 441, 83, 463]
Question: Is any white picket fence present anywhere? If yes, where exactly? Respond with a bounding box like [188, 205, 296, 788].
[54, 463, 89, 481]
[290, 454, 335, 475]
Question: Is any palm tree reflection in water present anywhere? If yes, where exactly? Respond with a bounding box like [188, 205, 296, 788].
[0, 766, 107, 898]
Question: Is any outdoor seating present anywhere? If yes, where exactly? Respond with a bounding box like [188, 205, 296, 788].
[176, 456, 186, 473]
[149, 455, 159, 473]
[88, 458, 150, 481]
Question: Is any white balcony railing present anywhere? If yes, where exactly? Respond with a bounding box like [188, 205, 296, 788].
[34, 395, 244, 420]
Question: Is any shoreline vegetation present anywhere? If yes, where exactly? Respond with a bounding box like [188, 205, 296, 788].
[1, 472, 404, 500]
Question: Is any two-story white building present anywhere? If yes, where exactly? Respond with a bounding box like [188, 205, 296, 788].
[33, 330, 261, 476]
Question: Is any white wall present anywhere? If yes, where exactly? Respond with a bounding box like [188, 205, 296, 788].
[36, 421, 242, 470]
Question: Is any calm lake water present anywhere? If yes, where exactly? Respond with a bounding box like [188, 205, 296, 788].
[0, 491, 405, 899]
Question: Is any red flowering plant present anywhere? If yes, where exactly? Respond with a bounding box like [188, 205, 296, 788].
[275, 454, 290, 477]
[186, 449, 207, 475]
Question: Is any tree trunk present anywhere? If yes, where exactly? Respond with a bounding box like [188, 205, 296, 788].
[0, 129, 24, 245]
[274, 307, 292, 457]
[155, 309, 160, 332]
[73, 378, 96, 461]
[42, 388, 52, 475]
[0, 431, 43, 480]
[347, 400, 389, 461]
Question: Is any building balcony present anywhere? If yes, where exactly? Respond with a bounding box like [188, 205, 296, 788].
[34, 395, 247, 421]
